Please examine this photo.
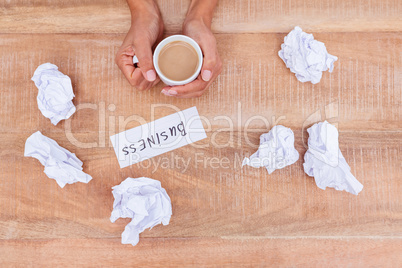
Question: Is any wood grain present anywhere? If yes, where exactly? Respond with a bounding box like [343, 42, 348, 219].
[1, 130, 401, 240]
[0, 0, 401, 267]
[0, 33, 400, 133]
[1, 238, 401, 267]
[1, 0, 401, 34]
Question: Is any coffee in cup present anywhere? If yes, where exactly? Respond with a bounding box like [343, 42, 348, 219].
[133, 35, 203, 86]
[158, 41, 199, 81]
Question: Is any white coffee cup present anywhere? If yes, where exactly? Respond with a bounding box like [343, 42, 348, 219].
[133, 35, 203, 86]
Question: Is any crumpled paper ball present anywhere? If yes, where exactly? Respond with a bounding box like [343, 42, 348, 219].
[278, 26, 338, 84]
[242, 125, 299, 174]
[24, 131, 92, 188]
[303, 121, 363, 195]
[31, 63, 76, 125]
[110, 177, 172, 246]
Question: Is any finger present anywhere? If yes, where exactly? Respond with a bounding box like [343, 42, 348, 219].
[116, 58, 136, 86]
[131, 68, 146, 89]
[137, 79, 152, 91]
[162, 86, 205, 98]
[135, 70, 161, 91]
[175, 87, 207, 98]
[150, 76, 161, 88]
[162, 78, 208, 98]
[199, 38, 218, 82]
[116, 46, 138, 86]
[168, 66, 221, 98]
[121, 45, 135, 57]
[133, 40, 157, 82]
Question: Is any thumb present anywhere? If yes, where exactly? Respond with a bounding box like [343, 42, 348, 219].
[134, 41, 156, 82]
[200, 43, 217, 82]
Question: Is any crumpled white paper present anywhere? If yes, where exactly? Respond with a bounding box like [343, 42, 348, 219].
[278, 26, 338, 84]
[242, 125, 299, 174]
[24, 131, 92, 188]
[110, 177, 172, 246]
[303, 121, 363, 195]
[31, 63, 76, 125]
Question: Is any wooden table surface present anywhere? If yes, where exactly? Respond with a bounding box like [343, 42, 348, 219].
[0, 0, 401, 267]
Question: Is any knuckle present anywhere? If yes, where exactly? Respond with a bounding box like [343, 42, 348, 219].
[128, 80, 136, 87]
[137, 83, 148, 91]
[128, 77, 140, 87]
[206, 58, 216, 67]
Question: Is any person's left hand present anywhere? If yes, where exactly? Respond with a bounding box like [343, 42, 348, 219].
[161, 19, 222, 98]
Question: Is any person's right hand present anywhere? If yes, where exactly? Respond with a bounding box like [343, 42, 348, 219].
[115, 0, 164, 90]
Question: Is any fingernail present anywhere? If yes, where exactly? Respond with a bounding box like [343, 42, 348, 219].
[168, 90, 177, 95]
[161, 88, 171, 96]
[146, 70, 156, 81]
[202, 70, 212, 81]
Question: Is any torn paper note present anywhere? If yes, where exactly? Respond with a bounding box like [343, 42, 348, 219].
[110, 177, 172, 246]
[242, 125, 299, 174]
[303, 121, 363, 195]
[278, 26, 338, 84]
[24, 131, 92, 188]
[31, 63, 76, 125]
[110, 106, 206, 168]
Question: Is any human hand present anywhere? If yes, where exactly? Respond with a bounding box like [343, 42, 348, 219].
[161, 18, 222, 98]
[115, 0, 164, 90]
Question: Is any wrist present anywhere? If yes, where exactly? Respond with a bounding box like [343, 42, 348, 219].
[183, 13, 212, 30]
[128, 0, 159, 17]
[184, 1, 216, 28]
